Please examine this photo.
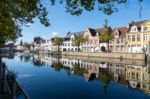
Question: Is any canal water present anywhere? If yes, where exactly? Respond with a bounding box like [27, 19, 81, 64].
[2, 53, 150, 99]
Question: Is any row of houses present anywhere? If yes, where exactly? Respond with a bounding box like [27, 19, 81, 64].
[32, 20, 150, 54]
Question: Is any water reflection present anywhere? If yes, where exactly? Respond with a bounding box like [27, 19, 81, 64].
[30, 54, 150, 95]
[0, 61, 26, 99]
[2, 53, 150, 99]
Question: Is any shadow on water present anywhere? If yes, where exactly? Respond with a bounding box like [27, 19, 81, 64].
[0, 52, 30, 99]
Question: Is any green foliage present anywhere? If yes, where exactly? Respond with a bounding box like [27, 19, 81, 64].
[98, 69, 111, 84]
[99, 19, 113, 43]
[0, 0, 50, 46]
[73, 35, 85, 46]
[73, 65, 87, 76]
[50, 0, 129, 15]
[73, 35, 86, 51]
[52, 37, 63, 46]
[99, 28, 113, 43]
[51, 61, 63, 71]
[0, 0, 143, 46]
[52, 37, 63, 52]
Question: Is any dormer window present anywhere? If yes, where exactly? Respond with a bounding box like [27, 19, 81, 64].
[131, 27, 137, 32]
[114, 30, 119, 38]
[143, 26, 148, 31]
[96, 32, 99, 36]
[71, 37, 74, 41]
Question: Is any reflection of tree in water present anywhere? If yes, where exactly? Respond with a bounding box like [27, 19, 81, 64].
[32, 57, 45, 67]
[98, 68, 112, 95]
[73, 64, 87, 76]
[23, 55, 31, 62]
[19, 55, 23, 61]
[51, 61, 63, 71]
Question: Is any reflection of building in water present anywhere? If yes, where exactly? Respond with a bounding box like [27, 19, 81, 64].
[61, 58, 80, 74]
[61, 58, 100, 81]
[126, 64, 150, 94]
[109, 63, 125, 82]
[80, 60, 99, 81]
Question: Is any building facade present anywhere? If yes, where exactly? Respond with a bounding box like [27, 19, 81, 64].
[62, 32, 82, 52]
[109, 27, 128, 52]
[82, 28, 100, 52]
[126, 20, 150, 54]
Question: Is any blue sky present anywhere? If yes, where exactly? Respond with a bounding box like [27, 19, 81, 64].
[18, 0, 150, 44]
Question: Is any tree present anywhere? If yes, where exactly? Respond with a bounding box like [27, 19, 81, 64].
[33, 37, 43, 44]
[20, 40, 23, 46]
[99, 19, 113, 52]
[0, 0, 50, 46]
[73, 35, 86, 52]
[52, 37, 63, 52]
[0, 0, 143, 46]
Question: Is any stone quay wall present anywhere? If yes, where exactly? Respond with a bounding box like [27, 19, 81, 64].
[62, 52, 146, 60]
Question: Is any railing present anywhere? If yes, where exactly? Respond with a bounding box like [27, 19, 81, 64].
[1, 62, 30, 99]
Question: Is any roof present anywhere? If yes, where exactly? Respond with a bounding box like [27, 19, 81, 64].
[95, 28, 106, 34]
[62, 37, 70, 41]
[88, 28, 97, 36]
[73, 31, 84, 36]
[112, 26, 128, 39]
[66, 31, 84, 38]
[130, 20, 148, 26]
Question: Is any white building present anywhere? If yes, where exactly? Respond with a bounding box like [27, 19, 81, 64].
[62, 32, 83, 52]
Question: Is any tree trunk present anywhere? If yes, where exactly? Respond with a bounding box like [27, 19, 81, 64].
[78, 45, 79, 52]
[57, 45, 59, 53]
[108, 41, 109, 52]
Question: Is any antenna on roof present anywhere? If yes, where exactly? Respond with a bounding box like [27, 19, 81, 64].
[138, 0, 143, 19]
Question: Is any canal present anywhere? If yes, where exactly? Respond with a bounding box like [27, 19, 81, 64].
[1, 53, 150, 99]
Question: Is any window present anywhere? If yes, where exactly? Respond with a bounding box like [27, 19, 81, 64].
[116, 39, 119, 43]
[143, 34, 147, 41]
[137, 35, 140, 41]
[143, 27, 148, 31]
[68, 43, 70, 46]
[128, 35, 131, 41]
[132, 35, 135, 42]
[121, 39, 123, 43]
[137, 44, 141, 47]
[131, 27, 137, 32]
[65, 43, 67, 46]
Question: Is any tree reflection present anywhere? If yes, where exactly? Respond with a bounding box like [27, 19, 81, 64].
[51, 61, 63, 71]
[32, 57, 45, 67]
[98, 68, 112, 95]
[73, 65, 87, 76]
[19, 55, 23, 62]
[23, 54, 31, 62]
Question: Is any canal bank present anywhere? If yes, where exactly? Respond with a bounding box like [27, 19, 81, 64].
[61, 55, 145, 66]
[61, 52, 146, 60]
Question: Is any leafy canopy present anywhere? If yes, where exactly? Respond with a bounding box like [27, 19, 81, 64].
[99, 19, 113, 43]
[0, 0, 50, 46]
[52, 37, 63, 46]
[0, 0, 143, 46]
[73, 35, 86, 46]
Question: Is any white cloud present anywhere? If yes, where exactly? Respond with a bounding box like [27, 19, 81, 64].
[51, 32, 58, 37]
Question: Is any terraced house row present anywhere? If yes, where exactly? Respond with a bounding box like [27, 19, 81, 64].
[32, 20, 150, 54]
